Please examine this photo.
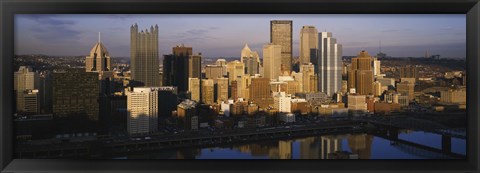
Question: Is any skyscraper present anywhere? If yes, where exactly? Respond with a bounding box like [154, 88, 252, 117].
[86, 33, 111, 74]
[263, 44, 282, 80]
[318, 32, 342, 96]
[348, 50, 374, 95]
[127, 87, 159, 135]
[226, 60, 244, 85]
[300, 26, 318, 65]
[249, 77, 273, 108]
[271, 20, 293, 73]
[163, 44, 193, 93]
[396, 81, 415, 101]
[189, 53, 202, 79]
[215, 59, 228, 76]
[215, 78, 229, 103]
[188, 78, 200, 102]
[130, 24, 160, 87]
[14, 66, 40, 113]
[205, 65, 224, 80]
[400, 65, 418, 79]
[53, 68, 99, 121]
[241, 44, 261, 76]
[300, 63, 316, 93]
[201, 79, 215, 105]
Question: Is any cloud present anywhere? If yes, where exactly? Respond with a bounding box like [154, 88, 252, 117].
[24, 15, 82, 42]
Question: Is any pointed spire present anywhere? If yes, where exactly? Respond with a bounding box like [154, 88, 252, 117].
[98, 32, 101, 43]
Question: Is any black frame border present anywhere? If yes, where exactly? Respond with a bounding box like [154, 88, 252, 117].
[0, 0, 479, 172]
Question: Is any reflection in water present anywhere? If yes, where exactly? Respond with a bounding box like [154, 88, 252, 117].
[120, 131, 466, 159]
[348, 134, 373, 159]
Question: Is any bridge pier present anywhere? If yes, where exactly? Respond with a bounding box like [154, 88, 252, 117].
[442, 135, 452, 153]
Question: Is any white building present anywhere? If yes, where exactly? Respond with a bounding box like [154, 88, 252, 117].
[221, 99, 234, 117]
[14, 66, 40, 113]
[127, 87, 160, 135]
[318, 32, 342, 96]
[273, 92, 292, 113]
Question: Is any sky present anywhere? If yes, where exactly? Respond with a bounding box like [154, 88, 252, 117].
[14, 14, 466, 58]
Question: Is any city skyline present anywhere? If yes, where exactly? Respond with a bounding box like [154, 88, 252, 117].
[15, 14, 466, 58]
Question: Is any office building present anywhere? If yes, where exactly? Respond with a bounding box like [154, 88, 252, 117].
[215, 59, 228, 76]
[249, 77, 272, 108]
[400, 65, 418, 79]
[318, 32, 342, 96]
[22, 89, 40, 115]
[348, 50, 374, 95]
[241, 44, 261, 75]
[273, 92, 292, 113]
[271, 20, 293, 73]
[127, 87, 160, 135]
[177, 99, 197, 130]
[130, 24, 160, 87]
[373, 58, 381, 76]
[188, 78, 200, 102]
[300, 63, 316, 93]
[440, 87, 466, 104]
[14, 66, 40, 113]
[215, 78, 229, 103]
[263, 44, 282, 80]
[52, 69, 99, 121]
[396, 81, 415, 101]
[86, 34, 111, 74]
[226, 60, 244, 85]
[205, 65, 224, 80]
[189, 53, 202, 79]
[300, 26, 318, 65]
[201, 79, 215, 105]
[158, 86, 178, 117]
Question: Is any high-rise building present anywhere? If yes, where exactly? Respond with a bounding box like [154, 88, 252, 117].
[53, 69, 99, 121]
[241, 44, 261, 76]
[226, 60, 244, 85]
[127, 87, 160, 135]
[230, 81, 238, 100]
[14, 66, 40, 113]
[215, 78, 229, 103]
[130, 24, 160, 87]
[300, 63, 316, 93]
[263, 44, 282, 80]
[201, 79, 215, 105]
[188, 78, 200, 102]
[373, 58, 381, 76]
[86, 34, 111, 74]
[205, 65, 224, 80]
[318, 32, 342, 96]
[215, 59, 228, 76]
[162, 45, 193, 93]
[249, 77, 272, 108]
[300, 26, 318, 65]
[189, 53, 202, 79]
[271, 20, 293, 73]
[348, 50, 374, 95]
[396, 81, 415, 101]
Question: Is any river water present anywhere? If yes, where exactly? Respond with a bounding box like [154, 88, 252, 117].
[115, 130, 466, 159]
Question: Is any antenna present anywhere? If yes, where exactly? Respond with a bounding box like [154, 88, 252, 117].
[98, 32, 101, 43]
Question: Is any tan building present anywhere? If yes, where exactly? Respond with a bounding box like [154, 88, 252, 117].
[85, 36, 112, 79]
[249, 77, 273, 109]
[348, 50, 374, 95]
[373, 81, 383, 96]
[201, 79, 215, 105]
[300, 63, 316, 93]
[226, 60, 244, 85]
[14, 66, 40, 113]
[241, 43, 261, 76]
[440, 87, 466, 104]
[348, 94, 367, 115]
[215, 78, 229, 103]
[263, 44, 282, 80]
[374, 102, 401, 115]
[188, 78, 200, 102]
[271, 20, 293, 73]
[300, 26, 318, 65]
[130, 24, 160, 87]
[396, 81, 415, 101]
[177, 100, 197, 130]
[205, 65, 224, 80]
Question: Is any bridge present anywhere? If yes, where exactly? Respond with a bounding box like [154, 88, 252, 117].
[15, 121, 364, 158]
